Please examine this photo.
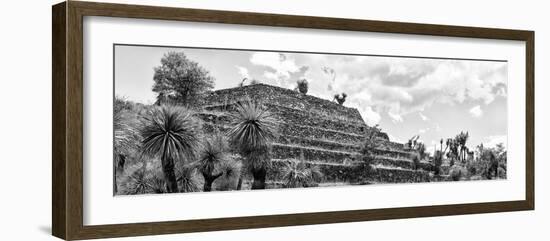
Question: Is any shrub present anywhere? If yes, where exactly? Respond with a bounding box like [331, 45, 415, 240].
[334, 93, 347, 105]
[467, 164, 477, 176]
[296, 79, 308, 94]
[497, 167, 507, 179]
[433, 150, 443, 175]
[118, 165, 169, 195]
[118, 167, 154, 195]
[469, 175, 484, 181]
[175, 164, 201, 192]
[412, 155, 420, 170]
[449, 165, 467, 181]
[359, 125, 383, 173]
[281, 161, 323, 188]
[215, 158, 242, 191]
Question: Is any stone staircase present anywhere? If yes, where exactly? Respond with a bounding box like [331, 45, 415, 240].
[197, 84, 432, 187]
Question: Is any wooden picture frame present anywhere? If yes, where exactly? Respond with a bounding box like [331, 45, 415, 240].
[52, 1, 534, 240]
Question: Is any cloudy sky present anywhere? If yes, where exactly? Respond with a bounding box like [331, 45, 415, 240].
[115, 45, 508, 153]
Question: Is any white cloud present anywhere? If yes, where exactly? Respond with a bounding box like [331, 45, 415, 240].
[236, 66, 249, 79]
[289, 55, 507, 123]
[245, 52, 506, 125]
[469, 105, 483, 118]
[419, 112, 429, 121]
[388, 111, 403, 123]
[360, 106, 381, 126]
[418, 128, 430, 134]
[250, 52, 300, 86]
[482, 135, 507, 149]
[426, 144, 436, 155]
[387, 134, 403, 143]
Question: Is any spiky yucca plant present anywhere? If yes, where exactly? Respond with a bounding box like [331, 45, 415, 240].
[197, 134, 229, 191]
[281, 161, 323, 188]
[120, 168, 151, 195]
[175, 164, 201, 192]
[227, 100, 278, 189]
[118, 167, 166, 195]
[216, 158, 242, 191]
[140, 106, 201, 193]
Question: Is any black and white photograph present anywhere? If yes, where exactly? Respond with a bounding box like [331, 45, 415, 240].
[113, 44, 508, 195]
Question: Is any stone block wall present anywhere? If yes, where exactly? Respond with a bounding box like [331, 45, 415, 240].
[198, 84, 431, 187]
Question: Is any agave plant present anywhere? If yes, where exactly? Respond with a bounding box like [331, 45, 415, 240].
[196, 134, 230, 191]
[140, 106, 201, 193]
[281, 161, 323, 188]
[227, 99, 278, 189]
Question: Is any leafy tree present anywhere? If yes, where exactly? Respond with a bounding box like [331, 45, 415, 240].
[153, 51, 214, 106]
[296, 79, 308, 94]
[196, 134, 229, 191]
[478, 144, 507, 179]
[227, 100, 278, 189]
[140, 106, 201, 193]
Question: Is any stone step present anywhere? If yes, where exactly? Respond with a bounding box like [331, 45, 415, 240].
[373, 147, 417, 159]
[277, 135, 420, 161]
[202, 102, 368, 135]
[200, 117, 366, 146]
[265, 158, 430, 185]
[278, 135, 362, 153]
[263, 103, 368, 134]
[271, 143, 356, 164]
[198, 111, 416, 159]
[200, 83, 365, 123]
[372, 156, 415, 169]
[278, 122, 365, 145]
